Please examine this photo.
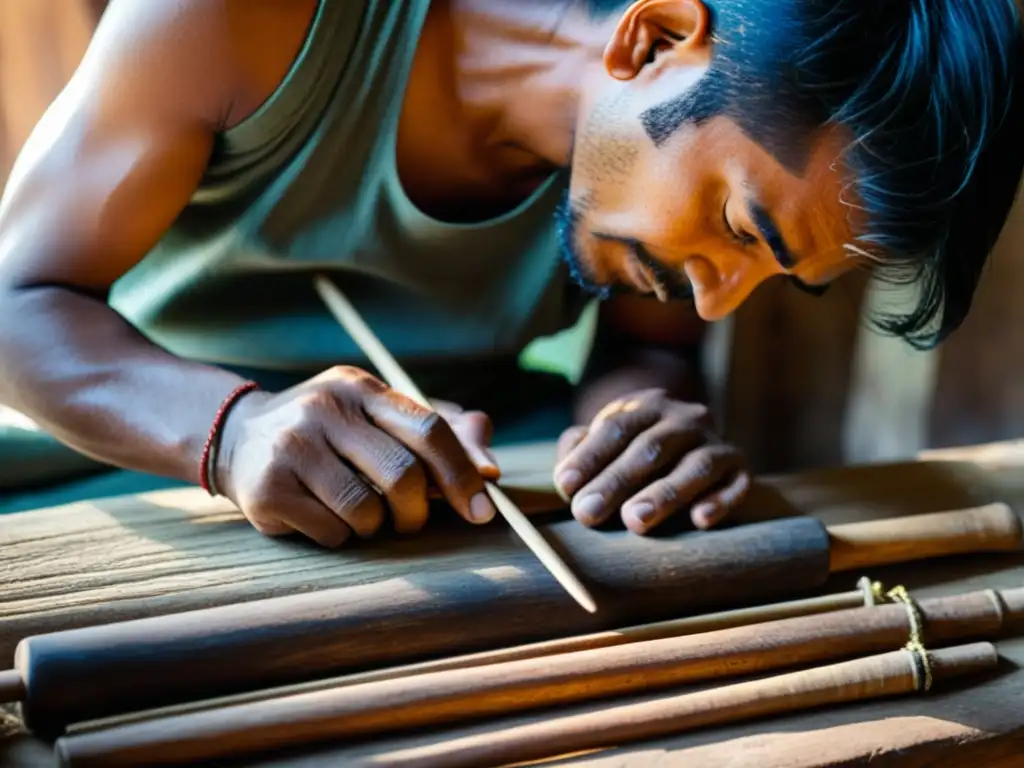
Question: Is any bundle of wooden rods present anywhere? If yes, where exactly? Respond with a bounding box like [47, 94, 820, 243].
[51, 581, 1022, 767]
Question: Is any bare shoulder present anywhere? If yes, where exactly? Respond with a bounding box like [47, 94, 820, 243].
[0, 0, 316, 292]
[77, 0, 318, 128]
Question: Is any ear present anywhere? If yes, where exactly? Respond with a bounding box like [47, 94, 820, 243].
[603, 0, 711, 80]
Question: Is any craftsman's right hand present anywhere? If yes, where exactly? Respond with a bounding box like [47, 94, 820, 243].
[214, 367, 501, 547]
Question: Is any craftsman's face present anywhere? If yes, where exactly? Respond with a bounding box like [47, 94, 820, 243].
[560, 0, 861, 320]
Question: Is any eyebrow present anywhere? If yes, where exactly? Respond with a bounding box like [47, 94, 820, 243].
[748, 201, 797, 269]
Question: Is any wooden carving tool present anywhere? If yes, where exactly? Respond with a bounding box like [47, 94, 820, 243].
[50, 588, 1023, 766]
[312, 275, 598, 615]
[1, 502, 1018, 738]
[340, 643, 1000, 768]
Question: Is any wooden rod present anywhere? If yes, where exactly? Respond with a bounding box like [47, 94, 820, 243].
[71, 583, 878, 731]
[0, 668, 24, 703]
[55, 641, 1002, 768]
[340, 643, 999, 768]
[828, 503, 1023, 572]
[51, 588, 1021, 767]
[313, 274, 598, 614]
[5, 502, 1020, 738]
[7, 514, 836, 737]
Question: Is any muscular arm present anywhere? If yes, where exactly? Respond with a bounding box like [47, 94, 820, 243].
[0, 0, 313, 483]
[573, 295, 707, 423]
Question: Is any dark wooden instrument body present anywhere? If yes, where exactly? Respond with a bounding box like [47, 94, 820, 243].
[15, 516, 830, 737]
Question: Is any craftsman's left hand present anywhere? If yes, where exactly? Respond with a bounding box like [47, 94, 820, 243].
[553, 388, 750, 534]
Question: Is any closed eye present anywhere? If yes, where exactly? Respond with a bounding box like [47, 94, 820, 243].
[722, 201, 757, 246]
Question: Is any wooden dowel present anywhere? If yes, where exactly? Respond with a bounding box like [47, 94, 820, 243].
[71, 583, 878, 731]
[55, 641, 1001, 768]
[339, 643, 999, 768]
[313, 274, 597, 614]
[828, 502, 1022, 572]
[6, 514, 839, 737]
[51, 588, 1021, 767]
[0, 668, 24, 703]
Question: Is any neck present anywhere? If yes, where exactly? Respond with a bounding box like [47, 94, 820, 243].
[433, 0, 616, 170]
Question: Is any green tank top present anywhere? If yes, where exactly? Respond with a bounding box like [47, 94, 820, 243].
[109, 0, 587, 379]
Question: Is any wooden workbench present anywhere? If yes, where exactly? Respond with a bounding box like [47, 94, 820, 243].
[1, 439, 1023, 767]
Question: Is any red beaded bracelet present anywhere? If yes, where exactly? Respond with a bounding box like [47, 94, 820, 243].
[199, 381, 260, 496]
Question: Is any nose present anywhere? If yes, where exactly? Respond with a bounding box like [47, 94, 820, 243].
[686, 255, 778, 321]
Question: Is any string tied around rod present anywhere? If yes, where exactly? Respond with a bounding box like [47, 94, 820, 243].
[885, 584, 933, 692]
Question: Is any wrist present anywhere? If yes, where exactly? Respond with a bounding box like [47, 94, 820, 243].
[200, 382, 263, 499]
[574, 348, 706, 424]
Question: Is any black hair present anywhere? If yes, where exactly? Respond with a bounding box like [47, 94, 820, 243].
[585, 0, 1024, 349]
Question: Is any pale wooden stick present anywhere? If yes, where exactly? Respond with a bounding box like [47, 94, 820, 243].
[69, 584, 877, 731]
[313, 275, 597, 614]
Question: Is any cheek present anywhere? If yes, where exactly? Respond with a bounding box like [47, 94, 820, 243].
[802, 256, 859, 286]
[570, 92, 644, 202]
[597, 149, 706, 238]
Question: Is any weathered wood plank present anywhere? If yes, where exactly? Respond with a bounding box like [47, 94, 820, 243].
[0, 440, 1022, 767]
[1, 441, 1022, 663]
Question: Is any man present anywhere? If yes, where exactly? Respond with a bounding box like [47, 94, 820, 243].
[0, 0, 1021, 547]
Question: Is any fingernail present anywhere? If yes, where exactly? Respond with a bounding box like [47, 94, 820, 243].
[470, 492, 496, 524]
[692, 502, 718, 528]
[481, 446, 500, 469]
[555, 468, 582, 499]
[572, 493, 605, 523]
[627, 502, 658, 525]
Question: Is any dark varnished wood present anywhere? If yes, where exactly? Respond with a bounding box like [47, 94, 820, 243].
[15, 516, 831, 738]
[49, 590, 1022, 767]
[9, 502, 1020, 739]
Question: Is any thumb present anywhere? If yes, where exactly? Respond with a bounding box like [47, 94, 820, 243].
[449, 410, 501, 480]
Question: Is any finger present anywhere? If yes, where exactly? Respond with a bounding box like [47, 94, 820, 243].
[363, 390, 495, 525]
[553, 402, 661, 499]
[556, 426, 588, 463]
[554, 426, 588, 501]
[620, 443, 741, 534]
[249, 483, 354, 549]
[568, 424, 704, 527]
[322, 420, 430, 535]
[246, 516, 295, 538]
[297, 444, 387, 539]
[691, 470, 751, 530]
[448, 409, 500, 480]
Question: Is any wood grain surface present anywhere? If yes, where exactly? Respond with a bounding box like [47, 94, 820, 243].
[47, 592, 1019, 767]
[0, 440, 1023, 767]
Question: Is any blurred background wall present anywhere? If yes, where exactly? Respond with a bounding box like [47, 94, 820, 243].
[1, 0, 1022, 476]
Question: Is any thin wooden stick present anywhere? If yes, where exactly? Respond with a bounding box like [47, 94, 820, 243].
[51, 588, 1019, 767]
[70, 583, 878, 731]
[336, 643, 999, 768]
[313, 274, 597, 614]
[54, 642, 1001, 768]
